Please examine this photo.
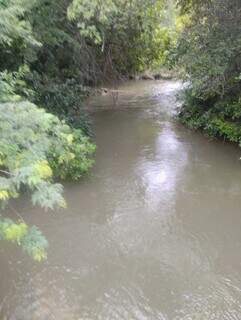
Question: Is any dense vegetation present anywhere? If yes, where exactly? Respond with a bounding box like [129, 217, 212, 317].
[176, 0, 241, 145]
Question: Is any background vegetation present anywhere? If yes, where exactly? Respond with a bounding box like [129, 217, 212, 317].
[175, 0, 241, 146]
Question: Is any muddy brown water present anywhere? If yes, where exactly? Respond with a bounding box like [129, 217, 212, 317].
[1, 80, 241, 319]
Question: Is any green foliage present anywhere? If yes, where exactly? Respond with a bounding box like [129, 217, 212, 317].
[28, 73, 92, 135]
[0, 95, 95, 205]
[49, 129, 96, 180]
[176, 0, 241, 146]
[0, 71, 95, 260]
[23, 0, 95, 131]
[68, 0, 117, 44]
[67, 0, 168, 75]
[0, 219, 48, 261]
[179, 89, 241, 146]
[0, 0, 39, 46]
[0, 65, 34, 101]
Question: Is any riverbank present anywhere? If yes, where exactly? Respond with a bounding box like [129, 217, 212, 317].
[129, 68, 178, 81]
[178, 92, 241, 148]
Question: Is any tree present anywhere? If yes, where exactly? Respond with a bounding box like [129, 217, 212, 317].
[67, 0, 167, 76]
[176, 0, 241, 145]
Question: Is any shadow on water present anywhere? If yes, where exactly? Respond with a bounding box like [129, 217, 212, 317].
[1, 80, 241, 319]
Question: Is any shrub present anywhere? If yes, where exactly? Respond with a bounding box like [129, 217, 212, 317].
[0, 97, 95, 260]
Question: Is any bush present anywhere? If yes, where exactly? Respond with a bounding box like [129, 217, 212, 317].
[177, 0, 241, 147]
[179, 89, 241, 146]
[27, 72, 93, 135]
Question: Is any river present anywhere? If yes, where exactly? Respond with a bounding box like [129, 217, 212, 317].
[1, 80, 241, 319]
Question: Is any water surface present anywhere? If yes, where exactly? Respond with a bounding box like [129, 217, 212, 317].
[1, 80, 241, 320]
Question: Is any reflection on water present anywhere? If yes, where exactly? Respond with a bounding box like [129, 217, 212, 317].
[137, 122, 188, 210]
[1, 80, 241, 319]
